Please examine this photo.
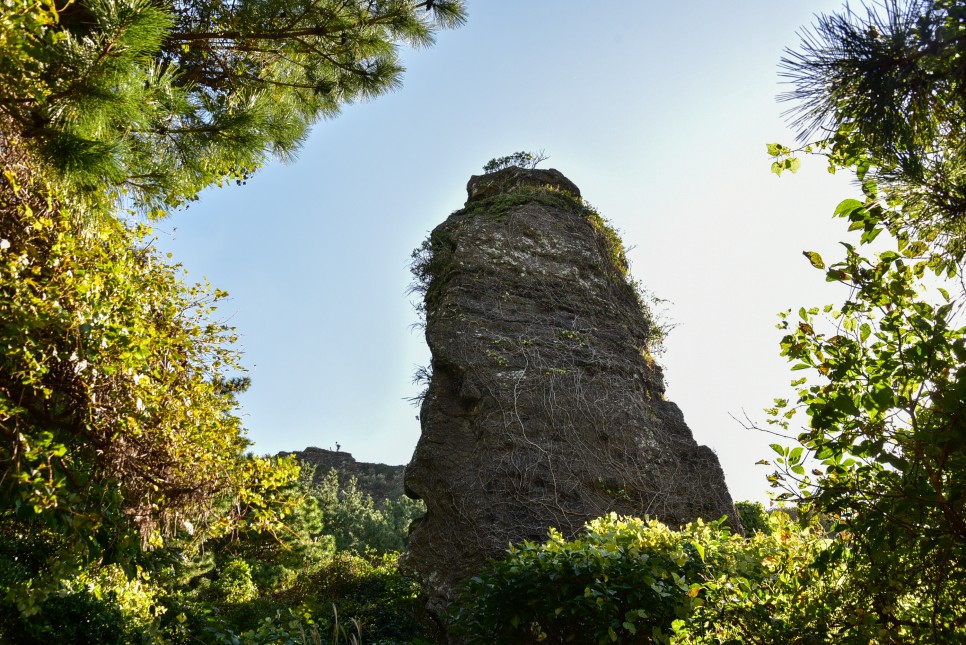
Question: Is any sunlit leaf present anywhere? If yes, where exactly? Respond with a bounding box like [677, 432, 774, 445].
[803, 251, 825, 269]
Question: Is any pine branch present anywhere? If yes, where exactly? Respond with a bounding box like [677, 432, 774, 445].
[166, 26, 335, 41]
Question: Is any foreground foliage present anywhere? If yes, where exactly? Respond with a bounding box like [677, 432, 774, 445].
[0, 459, 432, 643]
[759, 0, 966, 640]
[452, 514, 712, 644]
[1, 0, 459, 639]
[452, 512, 874, 645]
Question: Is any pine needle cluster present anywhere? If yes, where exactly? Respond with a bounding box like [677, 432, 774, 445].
[780, 0, 966, 259]
[1, 0, 466, 212]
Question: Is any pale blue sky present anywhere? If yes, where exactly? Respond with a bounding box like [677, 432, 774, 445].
[157, 1, 858, 504]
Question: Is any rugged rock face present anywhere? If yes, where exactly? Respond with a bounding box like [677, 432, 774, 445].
[401, 166, 738, 616]
[278, 447, 406, 502]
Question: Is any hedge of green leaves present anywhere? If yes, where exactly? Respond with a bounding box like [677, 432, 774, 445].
[452, 515, 710, 643]
[449, 511, 920, 644]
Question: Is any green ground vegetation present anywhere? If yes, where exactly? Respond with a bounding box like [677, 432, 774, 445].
[0, 462, 432, 643]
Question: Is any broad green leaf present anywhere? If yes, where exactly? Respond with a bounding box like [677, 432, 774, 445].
[834, 198, 863, 218]
[861, 227, 883, 244]
[693, 541, 705, 562]
[872, 386, 894, 408]
[803, 251, 825, 269]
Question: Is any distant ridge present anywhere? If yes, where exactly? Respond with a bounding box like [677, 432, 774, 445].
[278, 446, 407, 503]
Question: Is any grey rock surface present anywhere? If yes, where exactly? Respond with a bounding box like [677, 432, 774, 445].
[401, 167, 738, 617]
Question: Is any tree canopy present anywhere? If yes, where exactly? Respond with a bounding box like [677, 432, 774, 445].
[1, 0, 466, 211]
[0, 123, 304, 610]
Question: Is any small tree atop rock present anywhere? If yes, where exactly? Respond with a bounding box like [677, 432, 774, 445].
[482, 150, 549, 174]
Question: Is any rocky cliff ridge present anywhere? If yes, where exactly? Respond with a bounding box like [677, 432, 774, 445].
[278, 446, 406, 503]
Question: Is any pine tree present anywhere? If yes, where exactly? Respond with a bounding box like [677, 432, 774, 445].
[0, 0, 465, 627]
[779, 0, 966, 257]
[1, 0, 466, 211]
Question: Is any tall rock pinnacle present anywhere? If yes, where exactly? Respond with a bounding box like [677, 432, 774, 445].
[402, 166, 738, 616]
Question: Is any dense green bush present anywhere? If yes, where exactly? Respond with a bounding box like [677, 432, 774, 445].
[0, 520, 160, 642]
[215, 559, 260, 605]
[303, 552, 433, 643]
[0, 455, 433, 644]
[11, 591, 130, 645]
[452, 514, 717, 644]
[169, 552, 434, 644]
[681, 514, 847, 644]
[450, 511, 882, 645]
[733, 500, 772, 536]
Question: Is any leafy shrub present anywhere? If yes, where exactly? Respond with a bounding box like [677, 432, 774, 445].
[450, 511, 885, 645]
[303, 552, 433, 643]
[0, 521, 158, 642]
[216, 559, 259, 605]
[0, 547, 157, 643]
[679, 510, 958, 643]
[10, 590, 130, 645]
[161, 550, 432, 644]
[452, 514, 719, 644]
[733, 500, 771, 536]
